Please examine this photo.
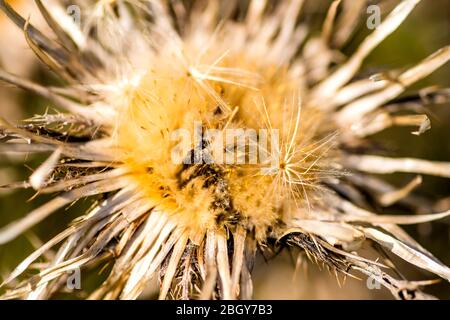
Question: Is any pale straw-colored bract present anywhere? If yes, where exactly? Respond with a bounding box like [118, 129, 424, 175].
[0, 0, 449, 300]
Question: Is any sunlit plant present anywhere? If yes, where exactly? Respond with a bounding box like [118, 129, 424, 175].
[0, 0, 449, 300]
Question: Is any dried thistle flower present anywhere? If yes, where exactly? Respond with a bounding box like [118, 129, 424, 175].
[0, 0, 450, 300]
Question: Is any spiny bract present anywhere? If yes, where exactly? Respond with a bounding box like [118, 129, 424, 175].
[0, 0, 450, 300]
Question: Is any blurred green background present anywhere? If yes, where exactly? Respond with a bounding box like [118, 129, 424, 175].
[0, 0, 449, 299]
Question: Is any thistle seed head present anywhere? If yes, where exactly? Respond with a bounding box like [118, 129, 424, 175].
[0, 0, 449, 300]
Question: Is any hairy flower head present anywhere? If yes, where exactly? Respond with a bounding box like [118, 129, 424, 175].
[0, 0, 450, 300]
